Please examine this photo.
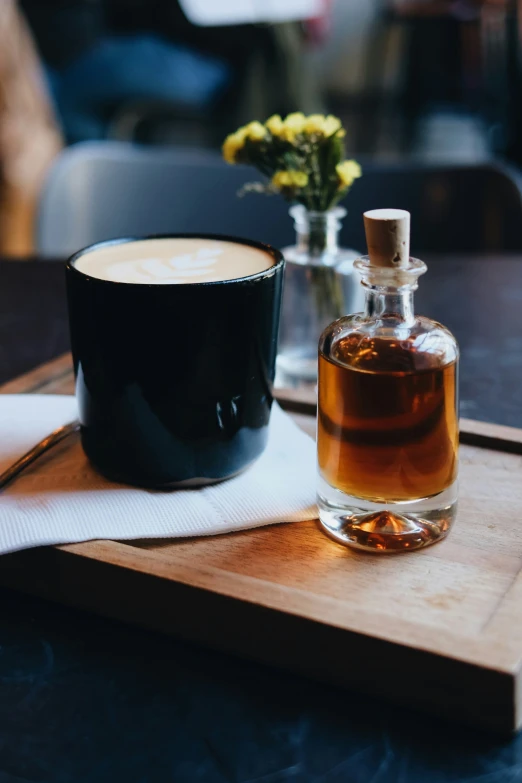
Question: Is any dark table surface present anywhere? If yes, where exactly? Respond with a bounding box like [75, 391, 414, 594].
[0, 256, 521, 782]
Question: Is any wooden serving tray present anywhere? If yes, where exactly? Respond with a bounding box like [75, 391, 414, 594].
[1, 354, 522, 732]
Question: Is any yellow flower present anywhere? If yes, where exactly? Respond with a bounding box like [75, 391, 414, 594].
[272, 170, 308, 189]
[223, 121, 267, 163]
[336, 159, 362, 189]
[303, 114, 326, 134]
[222, 127, 248, 164]
[244, 121, 266, 141]
[265, 114, 284, 137]
[323, 114, 343, 137]
[281, 112, 306, 142]
[301, 113, 345, 138]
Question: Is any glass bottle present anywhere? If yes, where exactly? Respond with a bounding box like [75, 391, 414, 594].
[317, 209, 459, 553]
[275, 205, 364, 387]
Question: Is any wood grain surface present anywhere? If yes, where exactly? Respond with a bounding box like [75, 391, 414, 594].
[1, 353, 522, 732]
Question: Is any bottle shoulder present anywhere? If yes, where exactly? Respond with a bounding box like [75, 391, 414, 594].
[319, 314, 459, 373]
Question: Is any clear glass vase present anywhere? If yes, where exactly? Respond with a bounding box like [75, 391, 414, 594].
[275, 205, 364, 387]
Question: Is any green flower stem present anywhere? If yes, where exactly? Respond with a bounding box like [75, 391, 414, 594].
[307, 220, 329, 256]
[310, 266, 345, 322]
[306, 217, 345, 322]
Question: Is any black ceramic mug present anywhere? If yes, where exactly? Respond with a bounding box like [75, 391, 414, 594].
[65, 235, 285, 488]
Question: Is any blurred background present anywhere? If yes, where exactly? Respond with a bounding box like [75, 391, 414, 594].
[1, 0, 521, 255]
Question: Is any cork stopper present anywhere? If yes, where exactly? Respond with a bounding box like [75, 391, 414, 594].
[363, 209, 410, 269]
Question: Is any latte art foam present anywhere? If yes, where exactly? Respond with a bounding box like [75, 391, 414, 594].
[73, 238, 275, 284]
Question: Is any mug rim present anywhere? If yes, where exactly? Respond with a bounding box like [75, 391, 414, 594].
[66, 233, 285, 288]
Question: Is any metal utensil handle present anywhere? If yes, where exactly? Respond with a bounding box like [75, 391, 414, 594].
[0, 419, 80, 490]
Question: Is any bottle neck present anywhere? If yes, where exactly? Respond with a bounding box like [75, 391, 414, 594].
[354, 255, 427, 326]
[290, 205, 345, 260]
[364, 286, 415, 325]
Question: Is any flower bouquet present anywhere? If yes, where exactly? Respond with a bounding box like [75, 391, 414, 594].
[222, 113, 363, 384]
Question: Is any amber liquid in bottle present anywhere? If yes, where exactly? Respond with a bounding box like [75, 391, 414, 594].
[318, 335, 459, 504]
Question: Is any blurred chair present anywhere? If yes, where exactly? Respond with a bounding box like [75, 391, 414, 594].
[37, 142, 290, 257]
[37, 141, 522, 258]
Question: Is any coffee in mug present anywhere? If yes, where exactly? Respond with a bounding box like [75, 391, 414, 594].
[73, 237, 275, 284]
[66, 235, 284, 488]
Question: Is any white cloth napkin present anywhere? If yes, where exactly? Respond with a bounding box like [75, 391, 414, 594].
[0, 395, 317, 555]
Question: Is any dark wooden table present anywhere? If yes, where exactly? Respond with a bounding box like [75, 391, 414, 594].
[0, 255, 521, 781]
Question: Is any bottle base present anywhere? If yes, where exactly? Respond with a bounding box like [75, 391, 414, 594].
[317, 477, 458, 553]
